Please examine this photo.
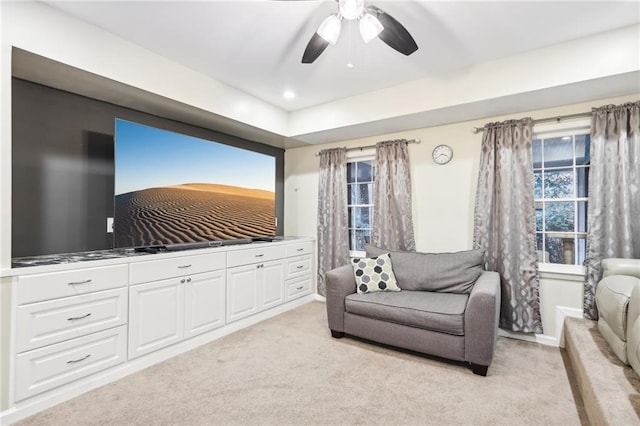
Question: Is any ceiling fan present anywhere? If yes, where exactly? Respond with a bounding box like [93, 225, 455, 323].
[302, 0, 418, 64]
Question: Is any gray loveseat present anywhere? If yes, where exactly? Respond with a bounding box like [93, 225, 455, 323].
[325, 246, 501, 376]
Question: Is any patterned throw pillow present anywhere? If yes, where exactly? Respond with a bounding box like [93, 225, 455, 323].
[351, 253, 401, 294]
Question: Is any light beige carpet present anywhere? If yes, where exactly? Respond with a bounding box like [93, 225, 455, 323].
[17, 302, 585, 425]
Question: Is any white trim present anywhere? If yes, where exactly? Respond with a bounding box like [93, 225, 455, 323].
[0, 295, 316, 425]
[555, 306, 584, 348]
[538, 263, 585, 281]
[498, 305, 583, 348]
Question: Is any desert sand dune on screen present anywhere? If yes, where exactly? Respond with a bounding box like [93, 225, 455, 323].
[115, 183, 275, 247]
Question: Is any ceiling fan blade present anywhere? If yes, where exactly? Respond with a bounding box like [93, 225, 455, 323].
[367, 5, 418, 56]
[302, 32, 330, 64]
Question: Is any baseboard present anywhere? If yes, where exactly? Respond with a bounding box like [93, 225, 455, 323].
[0, 294, 316, 425]
[498, 329, 558, 347]
[314, 294, 326, 302]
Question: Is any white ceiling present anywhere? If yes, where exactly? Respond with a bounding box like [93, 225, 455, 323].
[44, 0, 640, 113]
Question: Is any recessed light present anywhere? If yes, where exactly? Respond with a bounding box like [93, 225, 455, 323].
[283, 90, 296, 100]
[347, 62, 354, 68]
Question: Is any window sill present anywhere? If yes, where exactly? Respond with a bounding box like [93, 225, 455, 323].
[538, 263, 585, 281]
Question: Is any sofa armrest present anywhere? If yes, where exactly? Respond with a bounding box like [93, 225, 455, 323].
[325, 264, 357, 332]
[603, 258, 640, 279]
[464, 270, 501, 367]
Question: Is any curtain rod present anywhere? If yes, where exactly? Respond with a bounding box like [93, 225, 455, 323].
[471, 112, 591, 134]
[315, 138, 420, 156]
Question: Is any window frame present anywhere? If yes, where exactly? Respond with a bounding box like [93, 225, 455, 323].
[532, 119, 591, 270]
[346, 149, 375, 258]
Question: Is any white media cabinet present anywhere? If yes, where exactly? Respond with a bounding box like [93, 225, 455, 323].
[0, 237, 315, 424]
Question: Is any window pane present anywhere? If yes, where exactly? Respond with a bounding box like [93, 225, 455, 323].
[575, 134, 590, 165]
[545, 202, 574, 232]
[536, 233, 543, 251]
[577, 236, 586, 265]
[545, 236, 564, 264]
[577, 201, 588, 233]
[357, 161, 373, 182]
[577, 167, 589, 198]
[534, 171, 542, 199]
[543, 137, 573, 168]
[347, 162, 356, 183]
[356, 183, 372, 204]
[348, 184, 356, 204]
[351, 229, 371, 251]
[543, 168, 574, 199]
[533, 139, 542, 168]
[350, 207, 371, 228]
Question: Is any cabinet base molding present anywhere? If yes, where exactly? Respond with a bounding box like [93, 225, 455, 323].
[1, 295, 315, 426]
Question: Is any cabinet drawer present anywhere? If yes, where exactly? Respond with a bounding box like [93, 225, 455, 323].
[17, 265, 128, 305]
[130, 252, 226, 284]
[227, 245, 285, 268]
[15, 325, 127, 401]
[16, 288, 128, 353]
[285, 255, 312, 279]
[286, 276, 313, 301]
[286, 241, 313, 258]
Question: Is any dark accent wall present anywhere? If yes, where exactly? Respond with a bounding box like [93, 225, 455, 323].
[11, 78, 285, 258]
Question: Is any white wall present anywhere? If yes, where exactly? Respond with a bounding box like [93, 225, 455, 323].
[284, 93, 639, 344]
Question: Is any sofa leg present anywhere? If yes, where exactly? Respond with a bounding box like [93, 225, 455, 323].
[330, 330, 344, 338]
[471, 363, 489, 376]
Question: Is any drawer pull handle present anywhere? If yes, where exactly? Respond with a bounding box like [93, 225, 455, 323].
[67, 313, 92, 321]
[67, 354, 91, 364]
[297, 248, 304, 252]
[296, 265, 304, 269]
[296, 286, 304, 290]
[257, 264, 264, 269]
[178, 264, 192, 269]
[68, 279, 92, 286]
[255, 254, 264, 258]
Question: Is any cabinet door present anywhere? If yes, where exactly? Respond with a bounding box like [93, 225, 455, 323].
[184, 270, 226, 339]
[128, 278, 184, 359]
[226, 265, 259, 323]
[260, 260, 285, 310]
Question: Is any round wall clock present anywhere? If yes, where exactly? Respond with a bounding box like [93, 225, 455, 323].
[432, 144, 453, 165]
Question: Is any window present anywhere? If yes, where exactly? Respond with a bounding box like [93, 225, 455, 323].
[347, 157, 374, 255]
[533, 128, 590, 265]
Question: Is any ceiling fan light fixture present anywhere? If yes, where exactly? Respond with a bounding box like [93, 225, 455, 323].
[339, 0, 364, 20]
[359, 13, 383, 43]
[317, 14, 342, 45]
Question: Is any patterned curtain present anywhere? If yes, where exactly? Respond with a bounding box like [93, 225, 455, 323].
[584, 101, 640, 320]
[317, 148, 350, 296]
[473, 119, 543, 333]
[372, 140, 416, 251]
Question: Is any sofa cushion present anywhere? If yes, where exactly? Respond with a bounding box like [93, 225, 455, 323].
[345, 290, 468, 335]
[366, 246, 484, 294]
[351, 253, 401, 294]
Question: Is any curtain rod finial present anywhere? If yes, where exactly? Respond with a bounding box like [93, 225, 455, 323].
[472, 127, 480, 134]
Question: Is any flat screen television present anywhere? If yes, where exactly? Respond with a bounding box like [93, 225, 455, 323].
[114, 119, 276, 249]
